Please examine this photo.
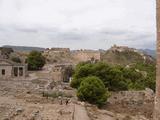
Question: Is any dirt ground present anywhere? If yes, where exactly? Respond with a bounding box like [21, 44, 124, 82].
[0, 65, 154, 120]
[0, 65, 88, 120]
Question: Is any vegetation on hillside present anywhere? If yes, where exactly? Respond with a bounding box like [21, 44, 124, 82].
[101, 50, 155, 65]
[71, 61, 155, 91]
[11, 56, 21, 63]
[26, 51, 46, 70]
[0, 47, 14, 58]
[71, 61, 155, 106]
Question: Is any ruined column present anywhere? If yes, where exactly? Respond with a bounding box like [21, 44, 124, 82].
[154, 0, 160, 119]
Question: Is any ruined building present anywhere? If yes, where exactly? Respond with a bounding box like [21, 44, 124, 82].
[52, 64, 73, 82]
[0, 59, 27, 80]
[72, 50, 101, 63]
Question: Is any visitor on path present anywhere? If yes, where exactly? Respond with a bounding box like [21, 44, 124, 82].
[65, 98, 70, 105]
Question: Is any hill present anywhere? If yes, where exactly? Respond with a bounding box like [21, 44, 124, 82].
[101, 45, 155, 66]
[139, 49, 156, 58]
[3, 45, 45, 52]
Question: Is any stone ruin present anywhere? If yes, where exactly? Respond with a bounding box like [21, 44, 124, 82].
[52, 63, 73, 83]
[0, 59, 27, 80]
[71, 49, 101, 63]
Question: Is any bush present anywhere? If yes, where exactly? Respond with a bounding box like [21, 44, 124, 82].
[71, 61, 155, 91]
[77, 76, 110, 107]
[0, 47, 14, 58]
[26, 51, 45, 70]
[11, 57, 21, 63]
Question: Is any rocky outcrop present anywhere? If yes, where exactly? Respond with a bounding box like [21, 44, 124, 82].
[101, 45, 155, 65]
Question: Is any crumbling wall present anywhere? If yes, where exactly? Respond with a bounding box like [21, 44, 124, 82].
[72, 50, 101, 63]
[43, 48, 101, 64]
[108, 89, 154, 105]
[43, 48, 72, 64]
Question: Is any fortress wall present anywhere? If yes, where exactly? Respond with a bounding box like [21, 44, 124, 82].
[72, 50, 101, 63]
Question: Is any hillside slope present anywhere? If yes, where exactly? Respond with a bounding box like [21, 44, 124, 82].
[139, 49, 156, 58]
[101, 45, 155, 66]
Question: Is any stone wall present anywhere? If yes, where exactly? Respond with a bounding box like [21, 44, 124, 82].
[72, 50, 101, 63]
[108, 89, 154, 106]
[43, 48, 101, 64]
[43, 48, 72, 64]
[0, 65, 12, 79]
[50, 48, 70, 52]
[154, 0, 160, 119]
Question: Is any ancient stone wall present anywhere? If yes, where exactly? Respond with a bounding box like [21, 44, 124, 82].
[43, 48, 72, 64]
[43, 48, 101, 64]
[72, 50, 101, 63]
[108, 89, 154, 105]
[49, 48, 70, 53]
[0, 65, 12, 79]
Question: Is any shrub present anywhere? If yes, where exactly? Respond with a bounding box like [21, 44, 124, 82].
[77, 76, 110, 107]
[71, 61, 155, 91]
[26, 51, 45, 70]
[0, 47, 14, 58]
[11, 56, 21, 63]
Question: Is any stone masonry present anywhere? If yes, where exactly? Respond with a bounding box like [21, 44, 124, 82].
[154, 0, 160, 119]
[0, 59, 27, 80]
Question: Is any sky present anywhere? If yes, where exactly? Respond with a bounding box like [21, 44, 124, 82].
[0, 0, 156, 50]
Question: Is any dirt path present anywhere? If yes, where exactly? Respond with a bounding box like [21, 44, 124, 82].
[74, 104, 90, 120]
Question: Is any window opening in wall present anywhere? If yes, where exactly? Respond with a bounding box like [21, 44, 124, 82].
[14, 67, 18, 77]
[19, 67, 23, 76]
[2, 69, 5, 75]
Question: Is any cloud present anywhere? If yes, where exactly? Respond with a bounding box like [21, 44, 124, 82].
[0, 0, 156, 50]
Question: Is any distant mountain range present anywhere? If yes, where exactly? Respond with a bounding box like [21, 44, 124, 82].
[1, 45, 156, 58]
[139, 49, 156, 58]
[2, 45, 45, 52]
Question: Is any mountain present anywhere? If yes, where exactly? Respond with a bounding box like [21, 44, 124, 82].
[139, 49, 156, 58]
[2, 45, 45, 52]
[101, 45, 155, 66]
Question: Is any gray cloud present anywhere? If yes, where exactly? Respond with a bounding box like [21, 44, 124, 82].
[15, 28, 38, 33]
[0, 0, 156, 50]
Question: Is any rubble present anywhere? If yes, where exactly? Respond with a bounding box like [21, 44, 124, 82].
[0, 64, 155, 120]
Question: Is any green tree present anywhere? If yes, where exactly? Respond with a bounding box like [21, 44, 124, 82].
[0, 47, 14, 58]
[77, 76, 110, 107]
[27, 51, 45, 70]
[70, 63, 94, 88]
[71, 61, 155, 91]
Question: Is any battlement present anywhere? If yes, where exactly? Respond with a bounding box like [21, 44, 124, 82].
[44, 48, 70, 53]
[111, 44, 135, 52]
[50, 48, 70, 52]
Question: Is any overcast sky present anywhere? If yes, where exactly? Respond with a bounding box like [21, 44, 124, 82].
[0, 0, 156, 50]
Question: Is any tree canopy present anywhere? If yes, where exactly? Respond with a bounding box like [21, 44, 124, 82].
[71, 61, 156, 91]
[26, 51, 45, 70]
[77, 76, 110, 107]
